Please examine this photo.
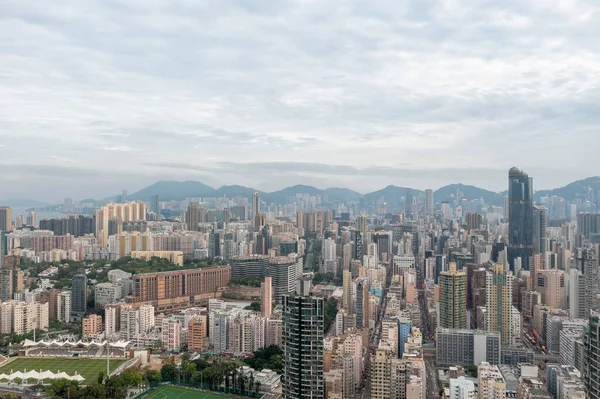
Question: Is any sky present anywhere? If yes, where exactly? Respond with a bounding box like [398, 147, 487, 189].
[1, 0, 600, 202]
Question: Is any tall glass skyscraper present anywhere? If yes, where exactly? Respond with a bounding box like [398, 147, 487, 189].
[508, 167, 533, 271]
[282, 279, 324, 399]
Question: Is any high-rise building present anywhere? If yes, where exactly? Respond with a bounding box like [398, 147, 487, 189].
[70, 273, 87, 322]
[252, 192, 260, 219]
[425, 189, 434, 216]
[478, 362, 507, 399]
[398, 318, 412, 359]
[405, 188, 413, 218]
[39, 215, 95, 238]
[261, 276, 273, 319]
[356, 278, 369, 329]
[188, 315, 207, 352]
[533, 206, 547, 255]
[230, 255, 270, 279]
[82, 314, 103, 337]
[530, 253, 543, 291]
[26, 211, 37, 227]
[0, 207, 12, 232]
[583, 246, 600, 316]
[465, 213, 483, 232]
[96, 201, 147, 247]
[162, 320, 182, 351]
[57, 291, 71, 323]
[0, 268, 14, 302]
[282, 279, 324, 399]
[578, 213, 600, 239]
[439, 262, 467, 329]
[486, 263, 515, 346]
[586, 312, 600, 399]
[508, 167, 533, 271]
[254, 213, 266, 233]
[537, 269, 566, 309]
[132, 266, 231, 310]
[342, 270, 353, 312]
[436, 329, 501, 367]
[104, 303, 121, 336]
[357, 214, 367, 233]
[150, 194, 159, 215]
[371, 348, 392, 399]
[185, 202, 200, 232]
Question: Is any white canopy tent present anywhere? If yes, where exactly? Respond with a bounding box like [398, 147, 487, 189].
[0, 369, 85, 382]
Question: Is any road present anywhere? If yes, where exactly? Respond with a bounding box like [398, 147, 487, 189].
[358, 258, 392, 399]
[416, 256, 440, 399]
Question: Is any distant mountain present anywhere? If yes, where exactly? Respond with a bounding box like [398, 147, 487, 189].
[116, 176, 600, 208]
[263, 185, 324, 203]
[363, 185, 423, 202]
[324, 187, 362, 202]
[434, 184, 504, 206]
[128, 180, 216, 201]
[535, 176, 600, 202]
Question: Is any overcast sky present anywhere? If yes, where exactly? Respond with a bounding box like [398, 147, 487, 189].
[1, 0, 599, 202]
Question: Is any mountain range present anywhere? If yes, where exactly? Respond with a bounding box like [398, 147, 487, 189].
[122, 176, 600, 207]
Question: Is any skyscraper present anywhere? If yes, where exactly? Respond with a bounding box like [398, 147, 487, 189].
[0, 207, 12, 232]
[70, 272, 88, 322]
[252, 192, 260, 219]
[425, 189, 434, 216]
[26, 211, 37, 227]
[342, 270, 353, 312]
[439, 262, 467, 329]
[357, 214, 367, 234]
[261, 276, 273, 319]
[356, 278, 369, 329]
[533, 205, 547, 255]
[585, 312, 600, 399]
[583, 246, 600, 316]
[486, 263, 515, 346]
[282, 279, 324, 399]
[150, 194, 160, 214]
[405, 188, 413, 218]
[185, 202, 200, 231]
[508, 167, 533, 271]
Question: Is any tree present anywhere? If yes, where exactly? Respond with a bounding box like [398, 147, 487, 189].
[79, 384, 106, 399]
[245, 301, 261, 312]
[244, 345, 283, 374]
[183, 362, 197, 383]
[46, 379, 79, 399]
[161, 363, 177, 382]
[467, 365, 478, 377]
[144, 369, 162, 385]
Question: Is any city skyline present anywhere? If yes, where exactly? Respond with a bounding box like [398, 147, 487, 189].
[2, 2, 600, 199]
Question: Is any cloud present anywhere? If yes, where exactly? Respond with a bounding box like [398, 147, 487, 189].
[0, 0, 599, 199]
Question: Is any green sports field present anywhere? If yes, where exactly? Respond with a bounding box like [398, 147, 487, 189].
[0, 357, 127, 383]
[142, 385, 240, 399]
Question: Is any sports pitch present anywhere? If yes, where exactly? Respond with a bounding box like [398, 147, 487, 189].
[142, 385, 241, 399]
[0, 357, 127, 383]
